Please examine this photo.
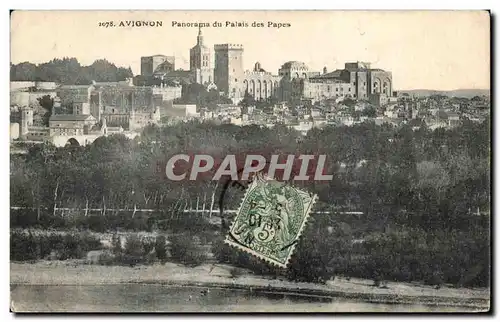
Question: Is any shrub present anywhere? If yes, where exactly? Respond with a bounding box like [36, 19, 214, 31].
[154, 235, 167, 262]
[10, 230, 102, 261]
[212, 238, 236, 263]
[124, 234, 143, 257]
[142, 237, 155, 256]
[169, 234, 207, 267]
[11, 231, 38, 261]
[111, 233, 122, 254]
[58, 232, 102, 260]
[87, 250, 115, 265]
[96, 250, 116, 266]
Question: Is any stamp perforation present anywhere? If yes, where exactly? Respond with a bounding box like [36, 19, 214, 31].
[223, 173, 317, 268]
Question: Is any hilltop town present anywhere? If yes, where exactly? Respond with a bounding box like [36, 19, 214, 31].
[10, 27, 490, 148]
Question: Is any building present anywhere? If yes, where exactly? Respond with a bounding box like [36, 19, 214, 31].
[190, 28, 214, 85]
[213, 45, 283, 103]
[293, 62, 393, 106]
[242, 62, 282, 101]
[141, 55, 176, 77]
[53, 81, 166, 130]
[93, 83, 158, 113]
[128, 107, 161, 131]
[10, 81, 57, 91]
[214, 44, 245, 103]
[10, 90, 57, 108]
[152, 85, 182, 102]
[56, 85, 94, 114]
[153, 70, 196, 85]
[48, 114, 97, 136]
[10, 81, 58, 109]
[278, 61, 320, 102]
[278, 61, 319, 81]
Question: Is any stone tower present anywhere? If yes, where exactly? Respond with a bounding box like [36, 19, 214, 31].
[20, 106, 33, 139]
[190, 27, 214, 85]
[214, 43, 244, 103]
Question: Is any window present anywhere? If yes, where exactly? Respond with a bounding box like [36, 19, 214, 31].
[235, 79, 238, 82]
[353, 81, 356, 85]
[364, 82, 366, 86]
[233, 69, 235, 72]
[336, 88, 338, 92]
[348, 88, 351, 92]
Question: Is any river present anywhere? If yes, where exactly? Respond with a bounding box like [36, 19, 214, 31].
[10, 284, 483, 313]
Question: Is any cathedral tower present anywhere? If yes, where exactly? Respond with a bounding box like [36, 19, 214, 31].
[190, 27, 214, 85]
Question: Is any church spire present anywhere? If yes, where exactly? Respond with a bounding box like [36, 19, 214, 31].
[197, 26, 204, 46]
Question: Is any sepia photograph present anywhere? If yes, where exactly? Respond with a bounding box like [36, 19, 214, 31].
[9, 10, 491, 313]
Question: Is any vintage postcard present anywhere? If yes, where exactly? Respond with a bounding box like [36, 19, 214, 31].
[9, 10, 491, 313]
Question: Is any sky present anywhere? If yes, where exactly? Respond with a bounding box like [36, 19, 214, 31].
[10, 10, 490, 91]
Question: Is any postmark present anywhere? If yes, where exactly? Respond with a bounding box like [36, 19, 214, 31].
[224, 173, 317, 268]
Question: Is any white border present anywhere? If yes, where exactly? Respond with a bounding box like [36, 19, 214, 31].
[3, 1, 497, 321]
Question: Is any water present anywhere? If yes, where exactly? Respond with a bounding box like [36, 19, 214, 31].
[10, 284, 482, 313]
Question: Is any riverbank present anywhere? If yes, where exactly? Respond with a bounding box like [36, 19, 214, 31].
[10, 261, 490, 311]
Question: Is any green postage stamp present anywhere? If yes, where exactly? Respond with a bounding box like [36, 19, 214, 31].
[225, 174, 317, 268]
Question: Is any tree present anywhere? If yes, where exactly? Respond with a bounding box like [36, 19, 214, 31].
[9, 118, 490, 288]
[37, 95, 54, 126]
[239, 89, 256, 110]
[342, 98, 356, 108]
[361, 106, 377, 118]
[10, 58, 134, 84]
[10, 62, 37, 81]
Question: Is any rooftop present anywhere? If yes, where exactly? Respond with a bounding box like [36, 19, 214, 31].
[280, 61, 309, 70]
[312, 69, 345, 79]
[57, 85, 93, 90]
[49, 114, 95, 122]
